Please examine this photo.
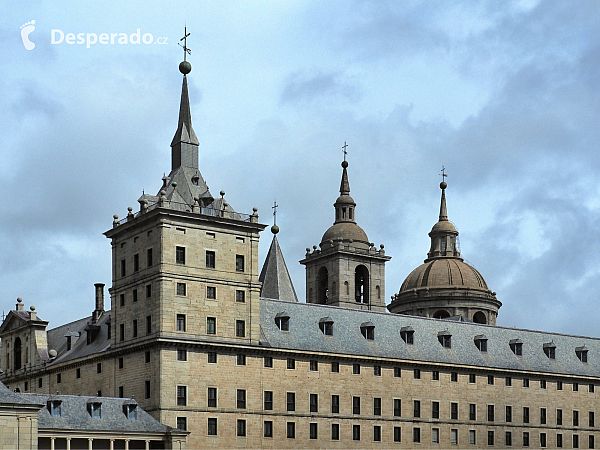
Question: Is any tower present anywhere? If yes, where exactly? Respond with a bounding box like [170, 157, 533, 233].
[300, 157, 390, 312]
[388, 179, 501, 324]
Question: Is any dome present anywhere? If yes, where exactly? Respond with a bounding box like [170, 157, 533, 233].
[321, 222, 369, 245]
[430, 220, 457, 234]
[400, 258, 489, 293]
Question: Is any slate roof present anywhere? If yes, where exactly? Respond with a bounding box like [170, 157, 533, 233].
[0, 380, 43, 407]
[260, 297, 600, 378]
[259, 235, 298, 302]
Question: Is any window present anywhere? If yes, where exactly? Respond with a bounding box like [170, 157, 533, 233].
[573, 434, 579, 448]
[332, 395, 340, 414]
[176, 314, 186, 331]
[475, 335, 488, 351]
[134, 253, 139, 272]
[57, 373, 61, 384]
[207, 286, 216, 299]
[332, 423, 340, 440]
[236, 290, 245, 303]
[590, 384, 595, 393]
[413, 427, 421, 443]
[394, 426, 402, 442]
[574, 382, 579, 391]
[373, 365, 381, 376]
[320, 318, 333, 335]
[469, 403, 476, 420]
[264, 356, 273, 367]
[177, 386, 187, 406]
[120, 324, 125, 341]
[353, 396, 361, 415]
[309, 423, 318, 440]
[287, 392, 295, 411]
[544, 342, 556, 359]
[310, 393, 318, 413]
[523, 407, 530, 423]
[469, 373, 476, 383]
[506, 376, 512, 386]
[510, 339, 523, 355]
[120, 293, 125, 307]
[146, 284, 152, 298]
[487, 404, 494, 421]
[394, 398, 402, 417]
[487, 375, 494, 385]
[353, 364, 360, 374]
[414, 368, 421, 379]
[287, 422, 295, 439]
[263, 420, 273, 438]
[48, 400, 62, 417]
[523, 432, 529, 447]
[133, 289, 138, 302]
[487, 430, 494, 446]
[132, 320, 138, 338]
[205, 250, 215, 268]
[574, 410, 579, 426]
[118, 357, 124, 369]
[38, 378, 43, 388]
[264, 391, 273, 410]
[414, 400, 421, 418]
[177, 417, 187, 431]
[557, 408, 563, 425]
[451, 402, 459, 420]
[541, 407, 547, 424]
[207, 352, 217, 363]
[361, 322, 375, 340]
[208, 418, 217, 436]
[557, 380, 563, 390]
[236, 320, 245, 337]
[590, 411, 595, 427]
[237, 419, 246, 437]
[118, 386, 124, 398]
[451, 429, 459, 445]
[236, 254, 245, 272]
[120, 259, 126, 277]
[207, 317, 216, 335]
[88, 402, 102, 418]
[331, 362, 339, 372]
[275, 315, 290, 331]
[237, 389, 246, 409]
[432, 428, 440, 444]
[523, 377, 530, 387]
[506, 431, 512, 446]
[373, 397, 381, 416]
[400, 327, 414, 344]
[76, 368, 81, 379]
[540, 379, 547, 389]
[433, 370, 440, 380]
[451, 372, 458, 382]
[236, 354, 246, 365]
[97, 362, 102, 374]
[353, 424, 361, 441]
[467, 430, 476, 445]
[374, 425, 381, 442]
[310, 360, 318, 371]
[208, 387, 217, 408]
[558, 433, 563, 448]
[147, 248, 153, 267]
[540, 432, 547, 448]
[145, 381, 152, 399]
[438, 331, 451, 348]
[146, 315, 152, 334]
[590, 435, 595, 449]
[176, 283, 186, 296]
[506, 405, 512, 422]
[432, 401, 440, 419]
[176, 246, 186, 264]
[287, 358, 295, 369]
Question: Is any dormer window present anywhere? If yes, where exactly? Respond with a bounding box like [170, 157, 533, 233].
[576, 346, 588, 363]
[123, 403, 138, 420]
[543, 342, 556, 359]
[87, 402, 102, 418]
[360, 322, 375, 340]
[400, 326, 414, 344]
[438, 331, 452, 348]
[47, 400, 62, 417]
[275, 312, 290, 331]
[474, 335, 488, 352]
[191, 176, 199, 186]
[509, 339, 523, 356]
[319, 317, 334, 336]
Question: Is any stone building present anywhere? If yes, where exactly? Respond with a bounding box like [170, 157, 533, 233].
[2, 58, 600, 449]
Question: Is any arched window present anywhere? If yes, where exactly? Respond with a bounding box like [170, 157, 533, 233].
[14, 337, 22, 370]
[433, 310, 450, 319]
[355, 265, 369, 303]
[344, 281, 349, 295]
[317, 267, 329, 304]
[473, 311, 487, 324]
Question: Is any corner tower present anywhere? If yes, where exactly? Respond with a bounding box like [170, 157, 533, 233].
[388, 179, 501, 324]
[300, 155, 391, 312]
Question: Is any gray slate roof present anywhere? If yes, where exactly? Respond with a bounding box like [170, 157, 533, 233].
[0, 381, 43, 407]
[259, 235, 299, 302]
[260, 298, 600, 378]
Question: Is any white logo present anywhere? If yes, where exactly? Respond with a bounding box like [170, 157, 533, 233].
[20, 20, 35, 50]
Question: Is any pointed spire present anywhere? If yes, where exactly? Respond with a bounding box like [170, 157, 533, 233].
[426, 176, 460, 261]
[439, 181, 448, 221]
[340, 160, 351, 195]
[259, 225, 298, 302]
[171, 75, 199, 148]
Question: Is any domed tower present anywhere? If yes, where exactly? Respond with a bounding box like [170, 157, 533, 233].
[300, 156, 391, 312]
[388, 180, 501, 324]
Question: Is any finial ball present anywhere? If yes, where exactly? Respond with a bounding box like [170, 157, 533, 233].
[30, 305, 36, 311]
[179, 61, 192, 75]
[341, 160, 348, 168]
[17, 297, 22, 303]
[220, 190, 225, 197]
[271, 225, 279, 235]
[440, 181, 447, 189]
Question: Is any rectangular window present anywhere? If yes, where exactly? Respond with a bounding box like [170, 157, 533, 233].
[310, 360, 318, 371]
[414, 368, 421, 379]
[118, 386, 124, 398]
[353, 363, 361, 374]
[557, 433, 563, 448]
[120, 293, 125, 307]
[38, 378, 42, 388]
[207, 317, 216, 335]
[133, 289, 138, 302]
[264, 391, 273, 410]
[523, 377, 530, 387]
[451, 429, 459, 445]
[523, 406, 530, 423]
[505, 431, 512, 446]
[207, 352, 217, 363]
[557, 408, 563, 425]
[433, 370, 440, 380]
[353, 396, 361, 415]
[287, 358, 295, 369]
[146, 284, 152, 298]
[540, 379, 547, 389]
[147, 248, 153, 267]
[263, 420, 273, 438]
[287, 392, 295, 411]
[332, 361, 339, 372]
[394, 398, 402, 417]
[373, 365, 381, 376]
[310, 393, 318, 413]
[175, 246, 185, 264]
[207, 286, 216, 299]
[574, 410, 579, 426]
[469, 430, 476, 445]
[208, 387, 217, 408]
[309, 423, 318, 440]
[176, 314, 186, 332]
[432, 428, 440, 444]
[451, 402, 459, 420]
[394, 367, 402, 377]
[469, 403, 476, 420]
[332, 423, 340, 440]
[373, 397, 381, 416]
[146, 351, 151, 363]
[237, 389, 246, 409]
[176, 282, 186, 296]
[133, 253, 139, 272]
[541, 432, 547, 448]
[557, 380, 563, 390]
[506, 376, 512, 386]
[118, 357, 124, 369]
[236, 254, 245, 272]
[541, 407, 547, 424]
[413, 427, 421, 443]
[506, 405, 512, 422]
[57, 373, 61, 384]
[590, 384, 595, 393]
[394, 426, 402, 442]
[236, 290, 245, 302]
[205, 250, 215, 268]
[589, 435, 594, 449]
[208, 418, 217, 436]
[76, 368, 81, 378]
[236, 354, 246, 365]
[332, 395, 340, 414]
[177, 417, 187, 431]
[574, 382, 579, 391]
[374, 425, 381, 442]
[132, 319, 138, 338]
[523, 431, 529, 447]
[488, 375, 494, 385]
[177, 386, 187, 406]
[97, 362, 102, 374]
[469, 373, 476, 383]
[264, 356, 273, 367]
[237, 419, 246, 437]
[177, 349, 187, 361]
[146, 315, 152, 334]
[414, 400, 421, 418]
[574, 434, 579, 448]
[488, 430, 494, 446]
[432, 401, 440, 419]
[120, 323, 125, 341]
[590, 411, 595, 427]
[488, 404, 495, 421]
[451, 372, 458, 382]
[235, 320, 245, 337]
[353, 424, 361, 441]
[121, 259, 126, 277]
[287, 422, 295, 439]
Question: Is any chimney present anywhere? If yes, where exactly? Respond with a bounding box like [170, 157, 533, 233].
[92, 283, 105, 323]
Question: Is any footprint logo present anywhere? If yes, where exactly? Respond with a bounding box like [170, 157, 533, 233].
[20, 20, 35, 50]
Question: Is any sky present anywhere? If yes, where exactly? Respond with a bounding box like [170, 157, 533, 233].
[2, 0, 600, 337]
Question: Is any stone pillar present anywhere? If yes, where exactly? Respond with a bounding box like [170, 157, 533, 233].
[66, 438, 71, 450]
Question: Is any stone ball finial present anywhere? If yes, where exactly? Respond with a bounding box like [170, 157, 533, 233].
[127, 206, 133, 212]
[179, 61, 192, 75]
[17, 297, 22, 303]
[172, 181, 178, 188]
[48, 349, 57, 358]
[306, 247, 311, 252]
[380, 244, 384, 249]
[440, 181, 447, 189]
[113, 214, 119, 219]
[341, 160, 348, 168]
[30, 305, 36, 311]
[271, 225, 280, 235]
[313, 245, 317, 250]
[220, 190, 225, 197]
[253, 207, 258, 212]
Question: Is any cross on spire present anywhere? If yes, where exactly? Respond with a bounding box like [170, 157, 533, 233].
[440, 166, 448, 181]
[179, 26, 191, 61]
[272, 200, 278, 225]
[342, 141, 348, 162]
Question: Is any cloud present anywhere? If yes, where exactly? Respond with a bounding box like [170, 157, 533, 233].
[280, 70, 360, 105]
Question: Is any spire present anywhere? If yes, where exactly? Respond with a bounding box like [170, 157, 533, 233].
[259, 224, 298, 302]
[426, 175, 460, 261]
[439, 181, 448, 221]
[340, 160, 351, 195]
[333, 142, 356, 225]
[171, 76, 199, 148]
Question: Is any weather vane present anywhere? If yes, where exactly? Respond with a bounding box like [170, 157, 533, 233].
[342, 141, 348, 162]
[179, 26, 191, 61]
[440, 166, 448, 181]
[272, 200, 278, 226]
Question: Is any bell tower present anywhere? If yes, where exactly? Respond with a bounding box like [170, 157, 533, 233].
[300, 150, 391, 312]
